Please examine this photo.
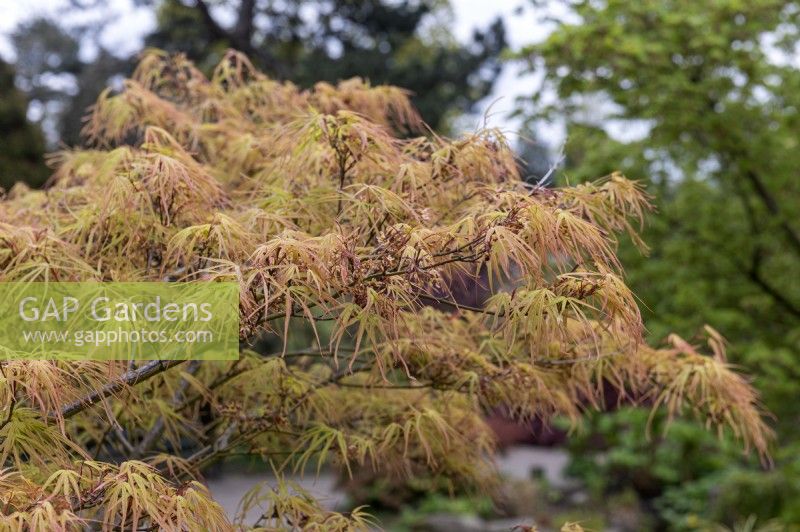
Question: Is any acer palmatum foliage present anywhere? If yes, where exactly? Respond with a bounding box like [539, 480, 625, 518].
[0, 50, 771, 530]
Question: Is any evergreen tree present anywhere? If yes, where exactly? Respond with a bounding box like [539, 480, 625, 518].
[11, 18, 131, 148]
[0, 58, 48, 190]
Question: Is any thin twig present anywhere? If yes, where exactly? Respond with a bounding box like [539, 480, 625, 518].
[59, 360, 187, 420]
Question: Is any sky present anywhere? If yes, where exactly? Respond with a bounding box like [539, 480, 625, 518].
[0, 0, 556, 136]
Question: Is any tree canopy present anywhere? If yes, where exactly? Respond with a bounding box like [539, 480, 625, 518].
[518, 0, 800, 526]
[0, 50, 771, 529]
[521, 0, 800, 422]
[146, 0, 506, 131]
[5, 0, 505, 160]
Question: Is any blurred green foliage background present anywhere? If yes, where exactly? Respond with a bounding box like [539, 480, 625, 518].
[519, 0, 800, 528]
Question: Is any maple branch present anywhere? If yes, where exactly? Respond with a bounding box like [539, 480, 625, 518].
[60, 360, 186, 420]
